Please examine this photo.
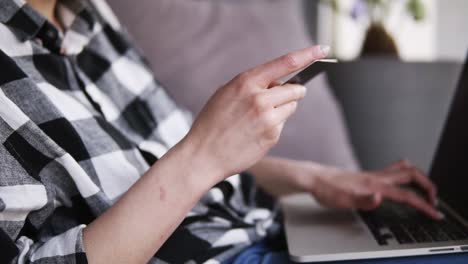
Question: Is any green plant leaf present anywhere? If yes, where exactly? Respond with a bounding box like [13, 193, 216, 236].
[407, 0, 426, 21]
[366, 0, 384, 6]
[320, 0, 339, 13]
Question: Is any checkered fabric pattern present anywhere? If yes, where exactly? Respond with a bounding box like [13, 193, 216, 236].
[0, 0, 279, 263]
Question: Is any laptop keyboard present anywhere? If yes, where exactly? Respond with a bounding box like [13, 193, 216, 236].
[358, 202, 468, 246]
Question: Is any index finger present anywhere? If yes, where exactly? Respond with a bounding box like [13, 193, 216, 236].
[248, 45, 329, 87]
[377, 184, 444, 220]
[409, 168, 438, 206]
[384, 167, 438, 206]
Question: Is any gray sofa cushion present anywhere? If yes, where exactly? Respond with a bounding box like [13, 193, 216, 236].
[109, 0, 359, 170]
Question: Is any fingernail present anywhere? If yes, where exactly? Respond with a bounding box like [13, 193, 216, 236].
[299, 85, 307, 95]
[371, 193, 381, 203]
[363, 194, 379, 204]
[437, 211, 445, 220]
[320, 45, 331, 57]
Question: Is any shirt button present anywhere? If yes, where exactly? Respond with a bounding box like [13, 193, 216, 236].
[46, 29, 57, 39]
[34, 38, 43, 46]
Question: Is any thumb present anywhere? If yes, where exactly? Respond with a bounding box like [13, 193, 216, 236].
[354, 193, 382, 211]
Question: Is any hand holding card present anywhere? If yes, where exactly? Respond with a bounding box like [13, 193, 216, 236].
[284, 59, 338, 85]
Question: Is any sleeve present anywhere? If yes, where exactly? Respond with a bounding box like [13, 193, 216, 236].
[14, 225, 88, 264]
[0, 49, 89, 263]
[0, 125, 90, 264]
[0, 175, 88, 264]
[0, 228, 19, 263]
[0, 182, 81, 264]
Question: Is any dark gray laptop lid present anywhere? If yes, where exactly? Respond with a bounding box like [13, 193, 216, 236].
[430, 53, 468, 219]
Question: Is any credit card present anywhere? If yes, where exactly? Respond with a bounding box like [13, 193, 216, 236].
[284, 59, 338, 85]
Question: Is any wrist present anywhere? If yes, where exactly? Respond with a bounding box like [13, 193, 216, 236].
[293, 161, 333, 194]
[172, 135, 225, 189]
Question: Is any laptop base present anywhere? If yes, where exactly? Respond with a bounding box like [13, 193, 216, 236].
[281, 194, 468, 263]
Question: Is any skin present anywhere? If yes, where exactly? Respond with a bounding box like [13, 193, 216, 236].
[84, 46, 323, 264]
[27, 1, 442, 263]
[251, 158, 440, 218]
[26, 0, 64, 31]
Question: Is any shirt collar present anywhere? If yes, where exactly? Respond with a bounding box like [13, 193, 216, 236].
[0, 0, 96, 47]
[0, 0, 46, 42]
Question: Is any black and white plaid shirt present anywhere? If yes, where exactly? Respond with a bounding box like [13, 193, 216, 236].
[0, 0, 278, 263]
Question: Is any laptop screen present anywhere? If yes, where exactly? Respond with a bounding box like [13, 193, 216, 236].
[430, 54, 468, 219]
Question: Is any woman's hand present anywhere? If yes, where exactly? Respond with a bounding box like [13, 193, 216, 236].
[185, 45, 329, 181]
[84, 46, 328, 264]
[249, 157, 442, 220]
[303, 160, 443, 220]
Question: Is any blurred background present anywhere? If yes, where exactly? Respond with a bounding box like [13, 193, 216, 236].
[304, 0, 467, 171]
[306, 0, 467, 61]
[111, 0, 467, 173]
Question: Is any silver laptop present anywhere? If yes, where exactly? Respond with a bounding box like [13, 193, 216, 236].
[281, 55, 468, 263]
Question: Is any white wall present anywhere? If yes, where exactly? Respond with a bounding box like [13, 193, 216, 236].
[315, 0, 467, 62]
[436, 0, 468, 61]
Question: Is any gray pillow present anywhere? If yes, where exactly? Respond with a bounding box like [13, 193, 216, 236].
[109, 0, 359, 170]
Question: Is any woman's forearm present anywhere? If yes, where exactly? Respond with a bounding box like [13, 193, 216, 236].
[83, 137, 221, 264]
[82, 45, 327, 263]
[247, 156, 321, 197]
